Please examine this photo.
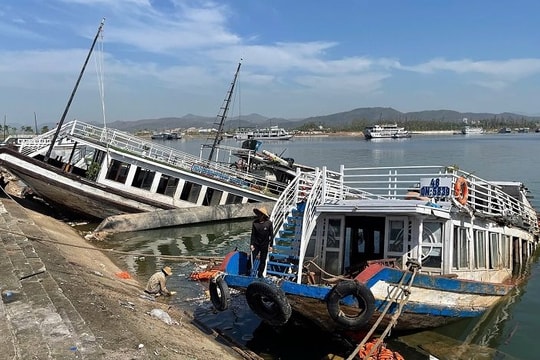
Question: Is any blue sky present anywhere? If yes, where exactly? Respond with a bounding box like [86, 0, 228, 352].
[2, 0, 540, 126]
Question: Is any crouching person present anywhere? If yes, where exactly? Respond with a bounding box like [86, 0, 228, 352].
[145, 266, 173, 297]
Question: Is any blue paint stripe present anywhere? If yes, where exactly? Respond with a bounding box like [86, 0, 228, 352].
[223, 275, 489, 318]
[365, 268, 512, 296]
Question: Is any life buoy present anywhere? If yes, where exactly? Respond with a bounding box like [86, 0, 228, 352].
[453, 176, 469, 205]
[245, 281, 292, 326]
[326, 280, 375, 330]
[209, 276, 230, 311]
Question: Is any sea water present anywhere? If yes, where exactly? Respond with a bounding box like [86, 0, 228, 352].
[103, 132, 540, 359]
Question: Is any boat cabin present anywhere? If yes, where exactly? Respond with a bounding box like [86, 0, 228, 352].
[267, 166, 538, 285]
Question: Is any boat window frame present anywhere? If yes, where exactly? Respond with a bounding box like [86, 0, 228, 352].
[489, 233, 501, 269]
[420, 221, 444, 270]
[386, 217, 409, 259]
[473, 229, 488, 269]
[320, 216, 344, 277]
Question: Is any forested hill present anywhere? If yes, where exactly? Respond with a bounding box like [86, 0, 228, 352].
[107, 107, 540, 132]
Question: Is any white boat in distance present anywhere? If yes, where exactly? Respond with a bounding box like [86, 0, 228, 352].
[233, 126, 293, 141]
[364, 124, 411, 139]
[461, 126, 484, 135]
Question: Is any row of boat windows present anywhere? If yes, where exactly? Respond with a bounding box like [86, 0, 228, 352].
[313, 217, 515, 276]
[104, 159, 245, 206]
[389, 221, 512, 271]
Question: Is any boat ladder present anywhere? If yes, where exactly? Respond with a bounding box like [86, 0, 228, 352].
[263, 204, 304, 280]
[346, 260, 420, 360]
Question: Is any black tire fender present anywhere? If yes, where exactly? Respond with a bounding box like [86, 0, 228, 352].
[209, 276, 230, 311]
[326, 280, 375, 330]
[245, 281, 292, 326]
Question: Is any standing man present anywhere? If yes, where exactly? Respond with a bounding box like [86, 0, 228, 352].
[145, 266, 173, 297]
[250, 207, 273, 278]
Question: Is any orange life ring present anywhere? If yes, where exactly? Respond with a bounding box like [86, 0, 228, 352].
[453, 177, 469, 205]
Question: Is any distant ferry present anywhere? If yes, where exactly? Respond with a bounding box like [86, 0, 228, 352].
[364, 124, 411, 139]
[461, 126, 484, 135]
[233, 126, 293, 141]
[151, 132, 181, 140]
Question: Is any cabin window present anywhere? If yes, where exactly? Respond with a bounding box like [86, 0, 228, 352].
[326, 218, 341, 249]
[156, 175, 179, 197]
[388, 219, 406, 253]
[202, 188, 223, 206]
[132, 167, 155, 190]
[322, 217, 343, 276]
[106, 160, 130, 184]
[421, 222, 443, 269]
[452, 227, 469, 269]
[225, 193, 243, 204]
[474, 230, 487, 269]
[180, 181, 202, 204]
[489, 233, 501, 269]
[502, 235, 510, 267]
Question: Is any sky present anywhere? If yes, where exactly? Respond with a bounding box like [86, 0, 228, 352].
[2, 0, 540, 126]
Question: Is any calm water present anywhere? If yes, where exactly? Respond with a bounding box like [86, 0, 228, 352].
[101, 133, 540, 359]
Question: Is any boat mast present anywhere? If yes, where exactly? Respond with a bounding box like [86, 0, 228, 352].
[207, 60, 242, 161]
[44, 18, 105, 162]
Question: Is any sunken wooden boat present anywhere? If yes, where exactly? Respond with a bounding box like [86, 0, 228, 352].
[209, 164, 540, 335]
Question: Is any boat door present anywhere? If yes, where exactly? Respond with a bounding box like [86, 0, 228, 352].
[344, 216, 385, 274]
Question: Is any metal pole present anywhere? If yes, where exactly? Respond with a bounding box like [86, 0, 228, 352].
[44, 18, 105, 162]
[208, 60, 242, 161]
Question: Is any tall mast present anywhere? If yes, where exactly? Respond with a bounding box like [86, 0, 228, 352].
[44, 18, 106, 162]
[207, 60, 242, 161]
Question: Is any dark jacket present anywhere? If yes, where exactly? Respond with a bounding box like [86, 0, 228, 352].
[250, 219, 273, 247]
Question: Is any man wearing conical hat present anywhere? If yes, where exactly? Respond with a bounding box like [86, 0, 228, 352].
[250, 207, 273, 278]
[145, 266, 173, 296]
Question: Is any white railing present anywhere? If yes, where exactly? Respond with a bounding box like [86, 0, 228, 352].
[18, 120, 288, 196]
[269, 164, 539, 280]
[339, 164, 538, 234]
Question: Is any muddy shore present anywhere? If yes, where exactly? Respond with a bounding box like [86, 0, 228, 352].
[0, 197, 262, 359]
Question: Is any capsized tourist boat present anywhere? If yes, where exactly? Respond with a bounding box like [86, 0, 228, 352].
[0, 120, 287, 220]
[209, 164, 539, 335]
[0, 26, 285, 220]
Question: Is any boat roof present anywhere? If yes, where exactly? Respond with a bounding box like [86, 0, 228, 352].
[316, 199, 451, 219]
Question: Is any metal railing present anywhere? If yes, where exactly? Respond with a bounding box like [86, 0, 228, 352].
[18, 120, 289, 197]
[269, 164, 539, 283]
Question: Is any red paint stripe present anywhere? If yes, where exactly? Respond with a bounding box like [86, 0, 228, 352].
[355, 263, 384, 283]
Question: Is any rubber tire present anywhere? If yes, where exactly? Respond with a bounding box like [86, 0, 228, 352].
[326, 280, 375, 330]
[245, 281, 292, 326]
[209, 276, 230, 311]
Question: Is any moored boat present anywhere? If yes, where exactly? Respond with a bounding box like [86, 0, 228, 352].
[364, 124, 411, 139]
[461, 126, 484, 135]
[151, 132, 181, 140]
[233, 126, 293, 141]
[209, 164, 539, 336]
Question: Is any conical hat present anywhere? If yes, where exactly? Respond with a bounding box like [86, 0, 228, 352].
[253, 207, 269, 217]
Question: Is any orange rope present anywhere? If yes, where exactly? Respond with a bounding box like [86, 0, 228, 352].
[357, 339, 404, 360]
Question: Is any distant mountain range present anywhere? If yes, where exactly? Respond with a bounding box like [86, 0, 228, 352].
[105, 107, 540, 132]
